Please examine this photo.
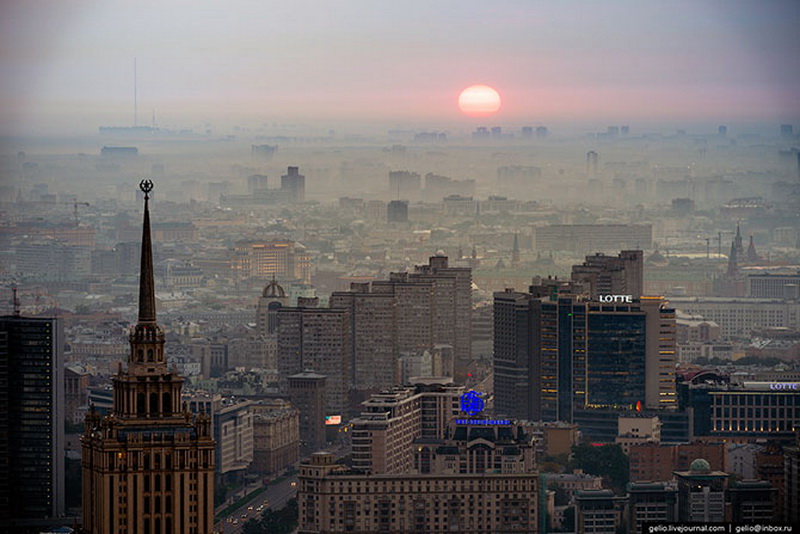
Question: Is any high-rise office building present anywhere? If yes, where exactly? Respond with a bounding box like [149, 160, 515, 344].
[81, 181, 215, 534]
[493, 282, 676, 422]
[0, 314, 64, 526]
[785, 433, 800, 523]
[492, 289, 540, 421]
[280, 165, 305, 203]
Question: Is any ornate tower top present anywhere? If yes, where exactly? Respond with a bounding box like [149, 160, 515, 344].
[138, 179, 156, 324]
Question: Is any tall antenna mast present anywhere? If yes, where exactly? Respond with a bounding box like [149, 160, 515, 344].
[12, 287, 20, 317]
[134, 57, 138, 127]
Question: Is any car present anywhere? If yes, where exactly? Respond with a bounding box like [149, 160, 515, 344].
[241, 513, 248, 519]
[226, 517, 233, 523]
[256, 505, 264, 512]
[232, 519, 239, 525]
[247, 505, 254, 511]
[263, 499, 269, 506]
[290, 481, 297, 487]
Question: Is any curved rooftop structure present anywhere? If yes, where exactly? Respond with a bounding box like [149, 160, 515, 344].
[690, 458, 711, 472]
[262, 277, 286, 298]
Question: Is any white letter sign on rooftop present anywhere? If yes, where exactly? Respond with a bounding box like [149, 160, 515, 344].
[598, 295, 633, 303]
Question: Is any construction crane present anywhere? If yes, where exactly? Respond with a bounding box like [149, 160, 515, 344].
[24, 198, 90, 226]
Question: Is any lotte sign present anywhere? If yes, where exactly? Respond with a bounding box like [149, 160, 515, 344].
[599, 295, 633, 303]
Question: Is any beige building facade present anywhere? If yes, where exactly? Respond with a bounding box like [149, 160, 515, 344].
[81, 182, 215, 534]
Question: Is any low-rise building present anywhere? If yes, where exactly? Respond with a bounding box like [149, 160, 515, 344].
[298, 419, 539, 534]
[575, 489, 622, 534]
[627, 482, 677, 533]
[674, 459, 728, 522]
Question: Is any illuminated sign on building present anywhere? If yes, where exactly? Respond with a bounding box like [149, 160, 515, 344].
[598, 295, 633, 303]
[770, 383, 799, 390]
[460, 391, 485, 416]
[325, 415, 342, 425]
[455, 418, 511, 425]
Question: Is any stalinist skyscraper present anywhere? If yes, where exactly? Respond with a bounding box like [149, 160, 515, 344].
[82, 181, 215, 534]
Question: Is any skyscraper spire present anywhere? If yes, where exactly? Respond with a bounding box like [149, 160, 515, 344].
[727, 239, 738, 277]
[734, 222, 743, 255]
[138, 179, 156, 324]
[82, 179, 215, 534]
[746, 235, 759, 262]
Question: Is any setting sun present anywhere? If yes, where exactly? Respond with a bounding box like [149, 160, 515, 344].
[458, 84, 502, 117]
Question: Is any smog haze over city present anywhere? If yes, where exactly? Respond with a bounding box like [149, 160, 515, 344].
[1, 1, 800, 532]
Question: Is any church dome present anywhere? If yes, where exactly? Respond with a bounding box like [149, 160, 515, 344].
[262, 278, 286, 298]
[689, 458, 711, 472]
[646, 250, 668, 267]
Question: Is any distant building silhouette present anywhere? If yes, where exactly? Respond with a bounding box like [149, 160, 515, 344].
[387, 199, 409, 223]
[280, 165, 305, 202]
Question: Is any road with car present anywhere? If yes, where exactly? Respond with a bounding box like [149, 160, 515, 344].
[215, 475, 298, 534]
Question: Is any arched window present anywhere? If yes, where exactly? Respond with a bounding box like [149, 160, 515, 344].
[137, 349, 144, 362]
[147, 349, 154, 362]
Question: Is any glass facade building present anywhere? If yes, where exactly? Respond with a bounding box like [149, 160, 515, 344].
[586, 310, 646, 409]
[0, 316, 64, 524]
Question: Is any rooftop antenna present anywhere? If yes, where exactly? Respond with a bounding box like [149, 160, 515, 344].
[134, 57, 138, 127]
[12, 287, 20, 317]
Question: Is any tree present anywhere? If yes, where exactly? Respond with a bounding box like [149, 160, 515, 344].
[561, 506, 575, 532]
[569, 443, 629, 493]
[242, 499, 298, 534]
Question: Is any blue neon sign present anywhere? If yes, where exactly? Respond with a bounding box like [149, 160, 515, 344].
[460, 390, 485, 416]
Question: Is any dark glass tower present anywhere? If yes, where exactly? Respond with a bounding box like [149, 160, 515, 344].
[586, 306, 646, 409]
[0, 315, 64, 525]
[493, 283, 674, 423]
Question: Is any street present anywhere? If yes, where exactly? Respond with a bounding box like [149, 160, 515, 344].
[215, 475, 298, 534]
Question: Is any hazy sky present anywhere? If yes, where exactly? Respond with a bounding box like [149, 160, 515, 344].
[1, 0, 798, 135]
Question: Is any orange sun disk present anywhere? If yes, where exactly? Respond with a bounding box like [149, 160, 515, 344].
[458, 84, 501, 117]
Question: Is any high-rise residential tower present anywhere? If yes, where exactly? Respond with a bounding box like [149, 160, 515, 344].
[81, 181, 215, 534]
[571, 250, 643, 300]
[278, 297, 350, 415]
[329, 282, 397, 391]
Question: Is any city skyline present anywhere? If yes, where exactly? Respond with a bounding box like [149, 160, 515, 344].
[1, 1, 799, 137]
